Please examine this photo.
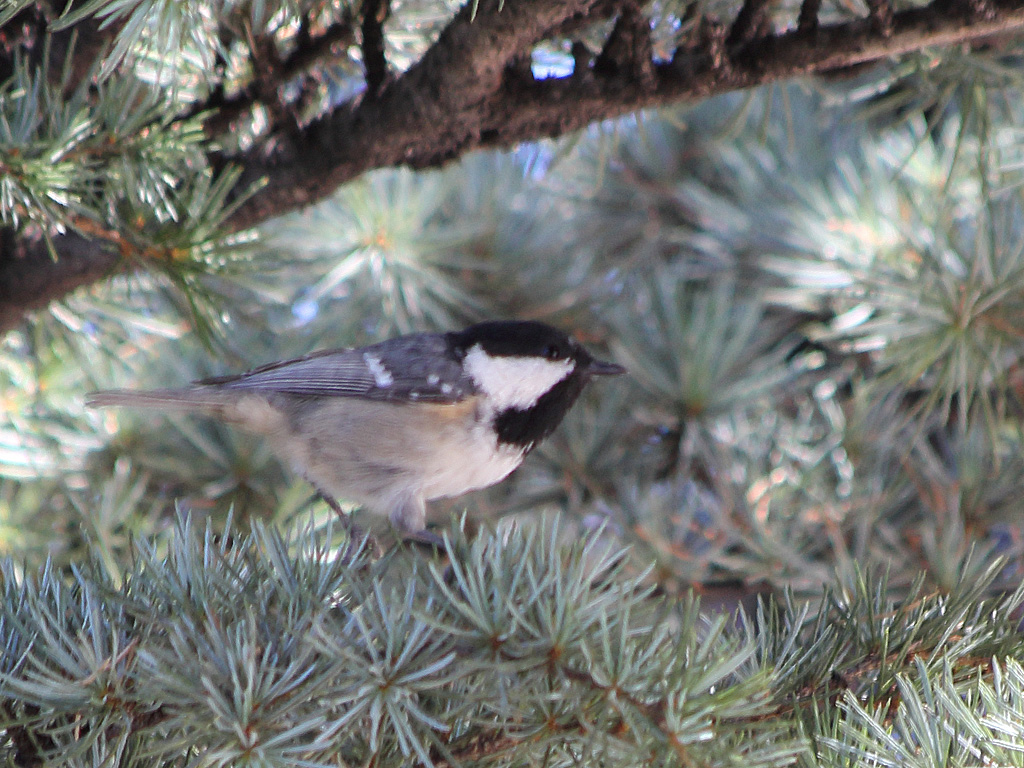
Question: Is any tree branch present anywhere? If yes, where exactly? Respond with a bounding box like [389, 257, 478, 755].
[5, 0, 1024, 332]
[223, 0, 1024, 231]
[225, 0, 611, 229]
[0, 229, 121, 333]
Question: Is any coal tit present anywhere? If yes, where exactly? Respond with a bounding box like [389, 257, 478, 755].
[88, 320, 625, 537]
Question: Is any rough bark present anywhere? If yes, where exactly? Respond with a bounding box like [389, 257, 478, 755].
[0, 230, 119, 332]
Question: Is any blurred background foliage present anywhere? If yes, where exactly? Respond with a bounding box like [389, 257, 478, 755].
[5, 1, 1024, 764]
[4, 68, 1024, 599]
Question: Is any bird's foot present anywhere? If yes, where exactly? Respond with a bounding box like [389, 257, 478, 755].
[401, 527, 447, 552]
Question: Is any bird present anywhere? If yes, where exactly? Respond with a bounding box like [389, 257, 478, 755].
[87, 320, 625, 540]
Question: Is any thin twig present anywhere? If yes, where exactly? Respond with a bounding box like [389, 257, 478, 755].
[798, 0, 822, 34]
[181, 19, 356, 134]
[361, 0, 391, 97]
[593, 2, 655, 88]
[727, 0, 771, 46]
[866, 0, 894, 35]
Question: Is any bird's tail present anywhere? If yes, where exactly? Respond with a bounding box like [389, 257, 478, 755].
[86, 388, 231, 415]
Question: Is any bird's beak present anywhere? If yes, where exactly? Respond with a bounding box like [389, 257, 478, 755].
[587, 358, 627, 376]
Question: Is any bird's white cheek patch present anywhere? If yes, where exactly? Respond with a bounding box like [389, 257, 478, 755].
[464, 345, 575, 411]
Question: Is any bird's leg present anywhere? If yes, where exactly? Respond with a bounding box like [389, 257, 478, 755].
[390, 494, 446, 552]
[313, 486, 382, 559]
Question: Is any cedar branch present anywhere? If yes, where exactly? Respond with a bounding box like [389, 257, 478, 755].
[0, 229, 120, 333]
[223, 0, 1024, 231]
[3, 0, 1024, 332]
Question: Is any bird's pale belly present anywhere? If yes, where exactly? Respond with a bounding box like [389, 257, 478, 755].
[418, 423, 526, 501]
[242, 395, 525, 512]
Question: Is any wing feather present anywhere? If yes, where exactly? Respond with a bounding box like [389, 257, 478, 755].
[197, 333, 476, 403]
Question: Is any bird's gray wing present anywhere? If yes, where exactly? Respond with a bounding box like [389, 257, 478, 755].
[197, 333, 477, 404]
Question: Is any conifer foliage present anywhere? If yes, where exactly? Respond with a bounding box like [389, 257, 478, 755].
[3, 517, 1024, 766]
[3, 0, 1024, 766]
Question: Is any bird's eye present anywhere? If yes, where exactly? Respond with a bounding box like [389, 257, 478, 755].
[544, 344, 562, 360]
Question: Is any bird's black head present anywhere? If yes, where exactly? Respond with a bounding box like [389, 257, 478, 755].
[449, 320, 625, 450]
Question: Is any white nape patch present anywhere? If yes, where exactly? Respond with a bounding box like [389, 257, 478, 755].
[464, 344, 575, 411]
[363, 353, 394, 387]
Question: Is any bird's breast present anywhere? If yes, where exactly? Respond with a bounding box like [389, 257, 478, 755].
[417, 398, 527, 501]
